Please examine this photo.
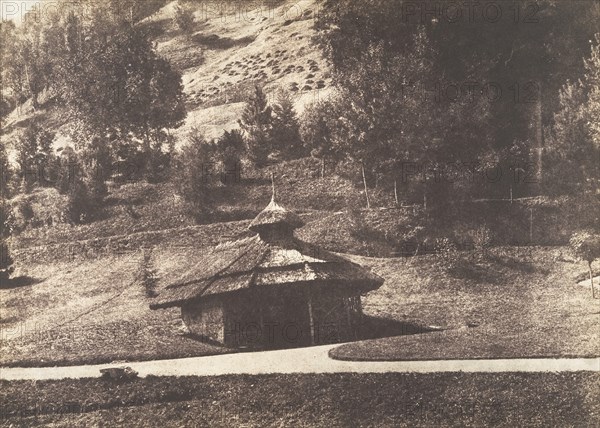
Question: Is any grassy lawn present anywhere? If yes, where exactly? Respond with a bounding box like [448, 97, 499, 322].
[2, 244, 597, 366]
[1, 372, 598, 427]
[0, 252, 231, 367]
[331, 247, 600, 361]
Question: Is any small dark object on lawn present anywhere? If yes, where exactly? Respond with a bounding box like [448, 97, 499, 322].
[467, 321, 480, 328]
[100, 366, 138, 381]
[100, 366, 139, 381]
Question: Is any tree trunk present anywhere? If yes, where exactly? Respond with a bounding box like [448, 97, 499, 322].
[589, 262, 596, 299]
[321, 158, 325, 179]
[361, 163, 370, 209]
[394, 179, 399, 206]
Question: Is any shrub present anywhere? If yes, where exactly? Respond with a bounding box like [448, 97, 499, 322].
[66, 179, 95, 224]
[137, 248, 158, 297]
[0, 202, 13, 239]
[173, 3, 194, 32]
[468, 225, 493, 261]
[434, 237, 458, 260]
[9, 195, 34, 231]
[216, 129, 245, 185]
[173, 127, 215, 215]
[146, 136, 174, 183]
[570, 231, 600, 298]
[0, 240, 14, 284]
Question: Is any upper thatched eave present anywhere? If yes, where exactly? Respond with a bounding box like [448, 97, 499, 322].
[248, 199, 304, 233]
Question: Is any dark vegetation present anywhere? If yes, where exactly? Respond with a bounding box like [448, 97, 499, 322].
[1, 373, 598, 427]
[1, 1, 597, 254]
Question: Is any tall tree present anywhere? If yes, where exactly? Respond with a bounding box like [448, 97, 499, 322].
[239, 86, 273, 166]
[546, 35, 600, 194]
[216, 129, 245, 185]
[300, 97, 342, 178]
[271, 91, 303, 159]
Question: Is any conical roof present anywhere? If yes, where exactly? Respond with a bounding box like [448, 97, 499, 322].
[248, 198, 304, 233]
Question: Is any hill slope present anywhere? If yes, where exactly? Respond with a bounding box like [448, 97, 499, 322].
[1, 0, 332, 152]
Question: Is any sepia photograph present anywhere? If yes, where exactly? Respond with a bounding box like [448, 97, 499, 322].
[0, 0, 598, 426]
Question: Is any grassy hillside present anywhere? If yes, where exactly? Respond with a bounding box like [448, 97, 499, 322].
[0, 0, 331, 153]
[146, 0, 332, 140]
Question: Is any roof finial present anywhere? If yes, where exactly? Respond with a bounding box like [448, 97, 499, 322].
[271, 172, 275, 202]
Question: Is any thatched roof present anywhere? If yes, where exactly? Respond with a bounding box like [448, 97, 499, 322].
[150, 235, 384, 310]
[248, 199, 304, 233]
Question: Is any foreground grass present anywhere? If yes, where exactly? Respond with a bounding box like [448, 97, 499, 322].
[1, 372, 598, 427]
[0, 253, 230, 367]
[331, 247, 600, 361]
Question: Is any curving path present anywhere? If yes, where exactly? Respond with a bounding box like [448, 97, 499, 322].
[1, 344, 598, 381]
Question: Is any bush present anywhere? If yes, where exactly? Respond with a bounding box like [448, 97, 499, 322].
[570, 231, 600, 298]
[216, 129, 245, 185]
[0, 240, 14, 284]
[173, 128, 215, 215]
[0, 202, 13, 239]
[173, 3, 194, 32]
[66, 179, 95, 224]
[468, 225, 493, 261]
[137, 248, 158, 297]
[9, 195, 34, 231]
[300, 98, 341, 177]
[0, 143, 12, 198]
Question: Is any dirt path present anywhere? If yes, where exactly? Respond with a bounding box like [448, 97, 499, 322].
[1, 344, 598, 380]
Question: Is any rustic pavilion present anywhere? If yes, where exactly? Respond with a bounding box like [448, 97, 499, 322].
[150, 196, 384, 348]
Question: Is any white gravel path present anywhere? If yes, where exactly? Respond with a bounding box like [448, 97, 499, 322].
[1, 344, 598, 381]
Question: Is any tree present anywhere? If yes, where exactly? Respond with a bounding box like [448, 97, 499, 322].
[546, 82, 594, 194]
[173, 128, 215, 215]
[66, 178, 94, 224]
[239, 86, 273, 166]
[271, 91, 303, 159]
[547, 35, 600, 195]
[15, 122, 57, 190]
[216, 129, 245, 185]
[0, 143, 12, 198]
[300, 97, 341, 178]
[57, 24, 186, 141]
[0, 240, 14, 285]
[0, 202, 14, 284]
[315, 0, 599, 204]
[585, 34, 600, 149]
[55, 146, 81, 195]
[570, 232, 600, 299]
[53, 15, 186, 188]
